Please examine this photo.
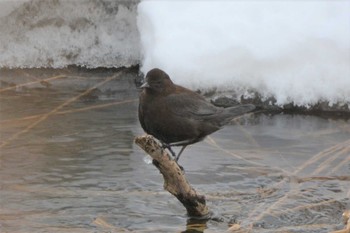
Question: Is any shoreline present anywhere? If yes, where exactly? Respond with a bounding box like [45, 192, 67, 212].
[1, 65, 349, 117]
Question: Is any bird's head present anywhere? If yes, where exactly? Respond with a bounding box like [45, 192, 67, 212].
[141, 68, 174, 94]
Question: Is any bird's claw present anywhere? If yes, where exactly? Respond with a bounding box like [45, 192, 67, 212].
[160, 143, 185, 172]
[161, 143, 177, 159]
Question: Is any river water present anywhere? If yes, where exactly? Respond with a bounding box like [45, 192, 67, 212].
[0, 68, 349, 233]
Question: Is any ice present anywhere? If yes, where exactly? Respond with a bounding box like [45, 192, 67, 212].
[0, 0, 140, 68]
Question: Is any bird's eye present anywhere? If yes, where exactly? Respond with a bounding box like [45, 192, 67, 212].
[152, 82, 162, 88]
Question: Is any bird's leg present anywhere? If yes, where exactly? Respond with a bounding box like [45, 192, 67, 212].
[160, 143, 185, 171]
[175, 145, 187, 162]
[161, 142, 177, 159]
[167, 146, 177, 159]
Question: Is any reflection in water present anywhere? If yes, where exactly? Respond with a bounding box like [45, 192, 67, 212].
[183, 218, 209, 233]
[0, 68, 349, 233]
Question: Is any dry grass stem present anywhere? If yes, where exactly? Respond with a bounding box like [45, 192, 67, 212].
[0, 72, 123, 150]
[0, 99, 137, 125]
[0, 74, 66, 93]
[246, 138, 350, 228]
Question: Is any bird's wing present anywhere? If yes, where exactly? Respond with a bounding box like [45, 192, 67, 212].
[164, 92, 221, 119]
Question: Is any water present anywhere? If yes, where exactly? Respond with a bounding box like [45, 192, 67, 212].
[0, 68, 349, 233]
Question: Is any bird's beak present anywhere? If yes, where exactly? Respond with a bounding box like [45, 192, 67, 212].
[140, 81, 150, 88]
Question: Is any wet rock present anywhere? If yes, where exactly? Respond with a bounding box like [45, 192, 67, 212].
[211, 96, 240, 108]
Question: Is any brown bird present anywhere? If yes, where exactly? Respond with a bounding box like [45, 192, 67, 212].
[138, 68, 255, 161]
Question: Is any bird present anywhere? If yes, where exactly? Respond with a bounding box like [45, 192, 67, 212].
[138, 68, 255, 162]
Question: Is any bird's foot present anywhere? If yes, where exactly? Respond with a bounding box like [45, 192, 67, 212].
[161, 143, 177, 159]
[178, 164, 185, 173]
[160, 143, 185, 172]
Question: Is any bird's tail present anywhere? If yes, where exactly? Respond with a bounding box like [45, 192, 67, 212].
[219, 104, 255, 126]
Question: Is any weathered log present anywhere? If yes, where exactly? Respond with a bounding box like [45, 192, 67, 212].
[134, 135, 209, 217]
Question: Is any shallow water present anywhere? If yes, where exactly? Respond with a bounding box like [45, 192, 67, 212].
[0, 68, 349, 233]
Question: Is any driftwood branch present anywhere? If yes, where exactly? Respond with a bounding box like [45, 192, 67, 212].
[135, 135, 209, 217]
